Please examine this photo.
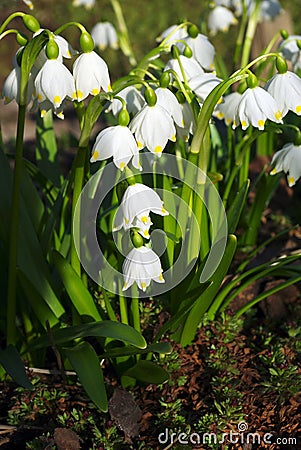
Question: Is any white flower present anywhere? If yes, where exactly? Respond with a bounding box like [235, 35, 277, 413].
[31, 98, 65, 119]
[164, 55, 204, 82]
[178, 34, 216, 71]
[73, 51, 111, 101]
[189, 72, 223, 104]
[279, 35, 301, 72]
[22, 0, 33, 9]
[155, 87, 183, 127]
[90, 125, 141, 171]
[73, 0, 95, 8]
[2, 54, 34, 105]
[33, 31, 77, 70]
[270, 143, 301, 187]
[233, 86, 283, 130]
[214, 91, 242, 125]
[129, 104, 176, 156]
[113, 183, 168, 238]
[156, 24, 187, 44]
[265, 71, 301, 117]
[259, 0, 282, 21]
[91, 22, 118, 50]
[208, 5, 238, 36]
[176, 101, 196, 142]
[34, 59, 75, 108]
[108, 86, 145, 116]
[122, 246, 165, 292]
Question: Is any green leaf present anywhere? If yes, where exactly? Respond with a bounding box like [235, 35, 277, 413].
[64, 342, 108, 411]
[121, 360, 169, 385]
[0, 345, 33, 389]
[30, 320, 147, 350]
[179, 235, 237, 345]
[52, 250, 102, 321]
[227, 179, 250, 234]
[17, 269, 60, 329]
[79, 93, 109, 147]
[35, 111, 61, 186]
[101, 341, 172, 359]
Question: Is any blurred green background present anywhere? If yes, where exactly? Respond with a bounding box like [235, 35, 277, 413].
[0, 0, 300, 84]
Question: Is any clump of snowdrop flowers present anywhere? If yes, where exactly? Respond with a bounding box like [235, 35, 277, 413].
[91, 21, 119, 50]
[129, 86, 176, 156]
[73, 31, 111, 101]
[270, 141, 301, 187]
[90, 109, 141, 171]
[233, 72, 283, 130]
[265, 57, 301, 118]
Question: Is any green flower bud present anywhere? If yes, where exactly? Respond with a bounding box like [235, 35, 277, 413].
[294, 130, 301, 146]
[144, 86, 157, 106]
[46, 39, 59, 60]
[118, 109, 130, 126]
[22, 14, 40, 33]
[159, 72, 170, 88]
[276, 56, 288, 74]
[176, 90, 185, 104]
[188, 24, 199, 39]
[183, 45, 193, 58]
[131, 230, 144, 248]
[80, 31, 94, 53]
[246, 71, 258, 89]
[280, 29, 289, 40]
[171, 44, 180, 59]
[16, 32, 28, 46]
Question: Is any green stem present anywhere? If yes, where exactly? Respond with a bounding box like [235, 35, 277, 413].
[110, 0, 137, 65]
[0, 12, 25, 35]
[240, 0, 261, 68]
[119, 295, 128, 324]
[70, 146, 87, 276]
[130, 298, 141, 334]
[6, 104, 27, 346]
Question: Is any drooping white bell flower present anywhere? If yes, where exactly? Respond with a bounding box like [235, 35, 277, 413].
[107, 86, 145, 116]
[91, 21, 119, 50]
[176, 100, 196, 142]
[156, 24, 187, 44]
[279, 35, 301, 73]
[90, 125, 141, 171]
[34, 58, 75, 108]
[164, 55, 204, 82]
[178, 34, 216, 71]
[2, 54, 34, 105]
[73, 0, 95, 8]
[189, 72, 223, 104]
[259, 0, 282, 21]
[113, 183, 168, 236]
[265, 70, 301, 117]
[129, 103, 176, 156]
[233, 86, 283, 130]
[73, 51, 111, 101]
[208, 5, 238, 36]
[122, 246, 165, 292]
[270, 143, 301, 187]
[155, 87, 184, 127]
[214, 91, 242, 125]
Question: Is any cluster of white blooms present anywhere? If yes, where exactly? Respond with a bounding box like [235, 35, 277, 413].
[208, 0, 282, 35]
[2, 29, 111, 119]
